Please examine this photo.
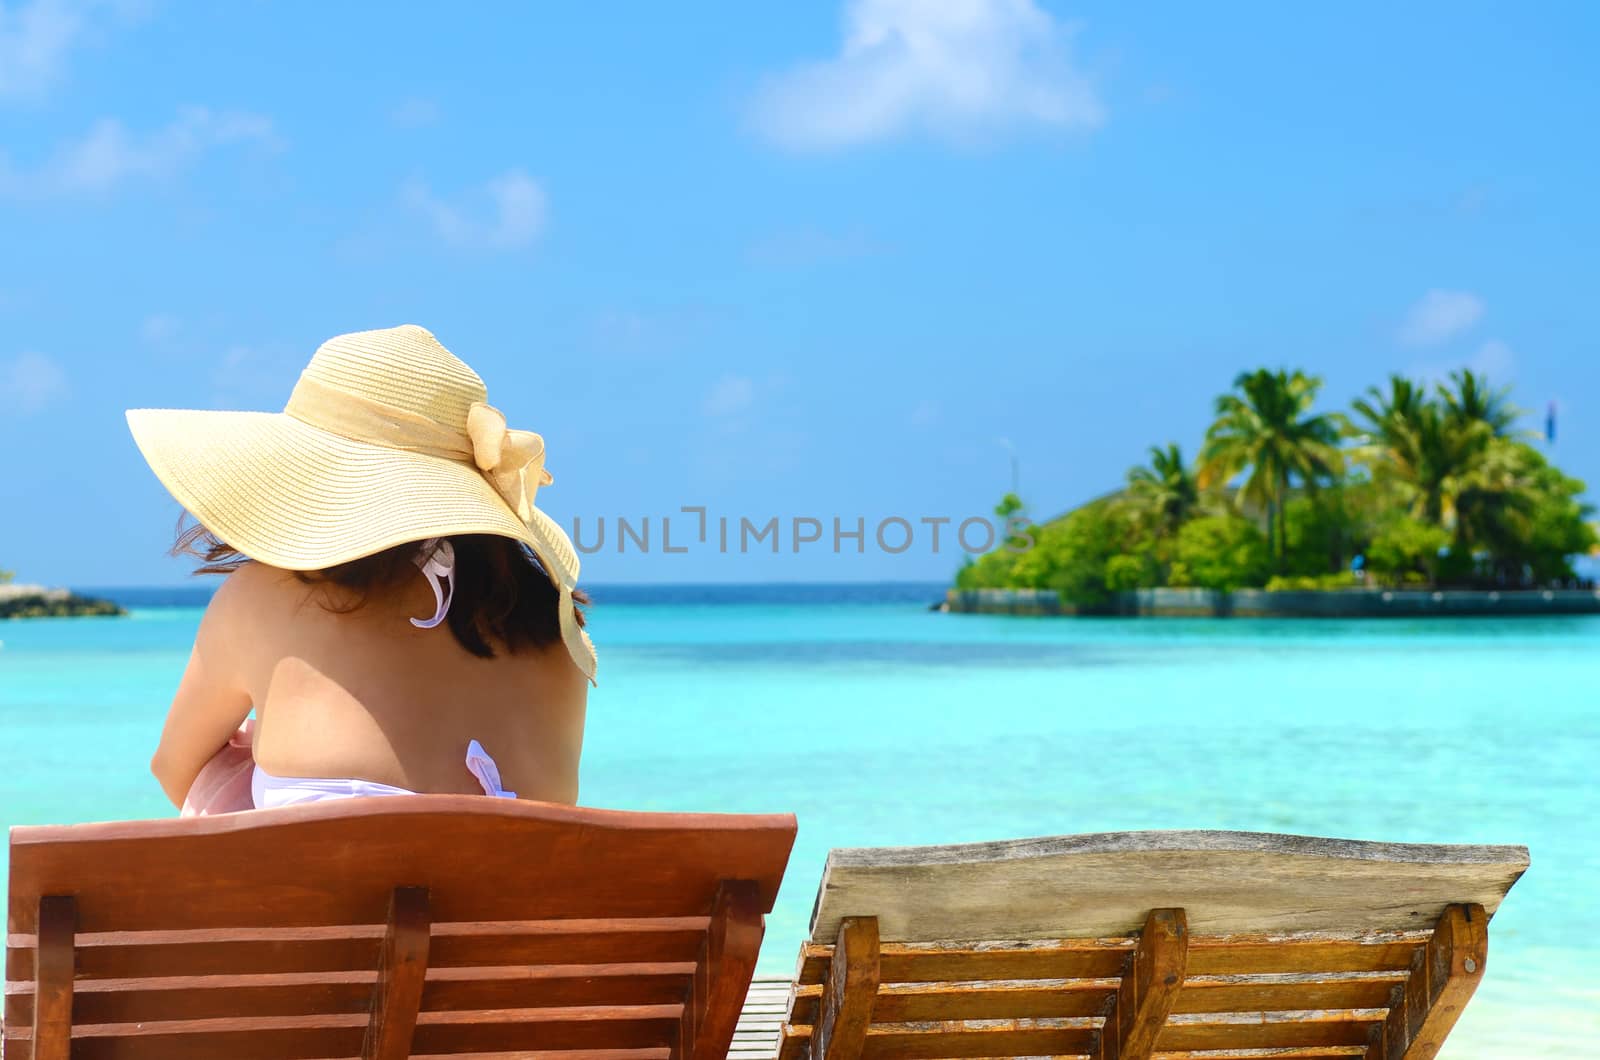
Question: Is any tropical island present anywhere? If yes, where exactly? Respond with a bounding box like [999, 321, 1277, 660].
[0, 568, 124, 619]
[952, 368, 1598, 616]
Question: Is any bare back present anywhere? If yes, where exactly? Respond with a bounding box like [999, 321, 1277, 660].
[151, 561, 588, 806]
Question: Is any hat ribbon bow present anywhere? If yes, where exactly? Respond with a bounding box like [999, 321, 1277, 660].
[466, 402, 553, 524]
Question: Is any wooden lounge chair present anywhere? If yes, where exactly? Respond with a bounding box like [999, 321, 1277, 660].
[4, 796, 796, 1060]
[780, 830, 1527, 1060]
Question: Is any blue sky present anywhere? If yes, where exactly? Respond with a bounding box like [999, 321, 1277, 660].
[1, 0, 1597, 586]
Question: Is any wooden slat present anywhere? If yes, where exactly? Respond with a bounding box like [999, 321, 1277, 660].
[56, 1012, 370, 1060]
[787, 974, 1403, 1030]
[1156, 1012, 1382, 1051]
[859, 1018, 1098, 1059]
[793, 994, 1379, 1055]
[786, 1015, 1107, 1060]
[1366, 903, 1488, 1060]
[1187, 937, 1425, 976]
[363, 885, 431, 1060]
[809, 831, 1527, 943]
[45, 1004, 684, 1060]
[797, 934, 1426, 985]
[736, 973, 1388, 1060]
[1173, 974, 1404, 1014]
[797, 938, 1133, 984]
[425, 962, 697, 1013]
[5, 917, 710, 981]
[31, 895, 75, 1060]
[433, 918, 711, 968]
[8, 797, 796, 933]
[6, 925, 384, 981]
[14, 970, 374, 1024]
[789, 978, 1116, 1024]
[3, 961, 699, 1026]
[811, 917, 879, 1060]
[687, 881, 764, 1060]
[413, 1004, 685, 1055]
[1153, 1050, 1364, 1059]
[1094, 908, 1189, 1060]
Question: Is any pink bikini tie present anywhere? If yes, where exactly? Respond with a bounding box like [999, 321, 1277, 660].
[411, 538, 456, 629]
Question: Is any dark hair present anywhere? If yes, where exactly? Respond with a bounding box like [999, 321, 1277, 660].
[174, 519, 587, 659]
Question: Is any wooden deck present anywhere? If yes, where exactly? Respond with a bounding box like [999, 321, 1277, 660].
[731, 975, 789, 1060]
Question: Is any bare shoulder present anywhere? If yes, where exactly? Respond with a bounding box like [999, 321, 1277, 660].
[524, 639, 591, 702]
[202, 562, 301, 634]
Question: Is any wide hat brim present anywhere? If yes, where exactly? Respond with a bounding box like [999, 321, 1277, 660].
[126, 407, 581, 589]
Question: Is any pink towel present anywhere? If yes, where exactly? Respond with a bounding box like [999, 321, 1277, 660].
[180, 719, 258, 816]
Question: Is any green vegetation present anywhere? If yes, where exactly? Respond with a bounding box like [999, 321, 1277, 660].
[0, 591, 124, 618]
[1199, 368, 1343, 565]
[0, 569, 125, 618]
[955, 369, 1597, 604]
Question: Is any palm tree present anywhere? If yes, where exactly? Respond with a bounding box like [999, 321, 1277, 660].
[1408, 406, 1494, 528]
[1451, 437, 1538, 555]
[1440, 369, 1522, 438]
[1351, 374, 1497, 530]
[1123, 443, 1200, 537]
[1350, 374, 1428, 447]
[1199, 369, 1344, 569]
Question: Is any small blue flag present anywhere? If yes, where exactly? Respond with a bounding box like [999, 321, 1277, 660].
[1546, 401, 1557, 444]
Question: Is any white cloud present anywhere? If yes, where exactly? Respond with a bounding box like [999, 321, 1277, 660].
[0, 106, 281, 197]
[0, 0, 83, 100]
[0, 350, 67, 412]
[0, 0, 144, 101]
[208, 342, 307, 408]
[402, 169, 546, 250]
[909, 398, 941, 426]
[703, 375, 755, 418]
[747, 225, 891, 266]
[749, 0, 1103, 151]
[586, 305, 717, 355]
[1396, 289, 1484, 347]
[1409, 338, 1518, 387]
[390, 97, 441, 128]
[1468, 338, 1515, 382]
[140, 312, 179, 345]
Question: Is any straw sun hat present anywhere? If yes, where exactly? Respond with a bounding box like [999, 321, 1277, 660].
[127, 324, 596, 683]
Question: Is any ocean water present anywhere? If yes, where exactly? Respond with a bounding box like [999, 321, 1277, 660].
[1, 583, 1596, 1057]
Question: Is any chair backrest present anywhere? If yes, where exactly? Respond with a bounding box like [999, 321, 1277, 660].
[5, 796, 796, 1060]
[782, 830, 1527, 1060]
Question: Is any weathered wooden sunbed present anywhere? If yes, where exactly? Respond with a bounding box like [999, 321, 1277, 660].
[4, 796, 796, 1060]
[780, 831, 1527, 1060]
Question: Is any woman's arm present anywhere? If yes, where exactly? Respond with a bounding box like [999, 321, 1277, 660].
[150, 577, 254, 807]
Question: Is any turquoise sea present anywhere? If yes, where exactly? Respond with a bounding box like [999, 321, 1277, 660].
[2, 583, 1596, 1057]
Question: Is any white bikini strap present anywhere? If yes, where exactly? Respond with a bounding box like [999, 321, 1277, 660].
[410, 537, 456, 629]
[465, 739, 517, 798]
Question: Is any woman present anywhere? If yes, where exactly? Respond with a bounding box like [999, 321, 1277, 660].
[127, 324, 596, 810]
